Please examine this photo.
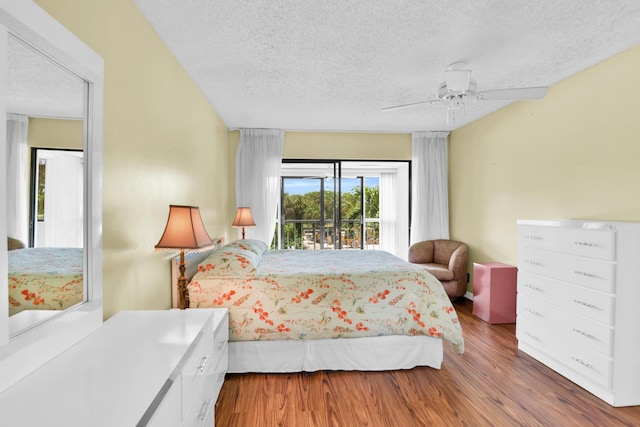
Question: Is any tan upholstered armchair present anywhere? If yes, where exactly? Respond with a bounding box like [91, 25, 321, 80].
[8, 237, 25, 251]
[408, 239, 468, 300]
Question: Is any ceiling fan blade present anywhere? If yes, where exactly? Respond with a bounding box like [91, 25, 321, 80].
[476, 86, 548, 101]
[381, 99, 439, 112]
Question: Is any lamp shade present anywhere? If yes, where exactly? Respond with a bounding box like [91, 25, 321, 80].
[231, 207, 256, 228]
[155, 205, 213, 250]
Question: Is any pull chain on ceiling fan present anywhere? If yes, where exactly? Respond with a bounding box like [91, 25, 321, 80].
[446, 98, 465, 126]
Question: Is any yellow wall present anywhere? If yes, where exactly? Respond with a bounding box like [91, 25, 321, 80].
[449, 44, 640, 293]
[229, 128, 410, 167]
[25, 118, 83, 188]
[36, 0, 234, 318]
[283, 132, 411, 159]
[28, 118, 83, 150]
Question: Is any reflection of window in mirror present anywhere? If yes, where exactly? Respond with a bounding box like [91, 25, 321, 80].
[29, 148, 83, 249]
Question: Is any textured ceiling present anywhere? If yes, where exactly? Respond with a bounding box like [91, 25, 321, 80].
[8, 36, 85, 119]
[136, 1, 638, 132]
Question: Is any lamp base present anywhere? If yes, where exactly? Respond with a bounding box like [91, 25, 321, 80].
[178, 250, 189, 309]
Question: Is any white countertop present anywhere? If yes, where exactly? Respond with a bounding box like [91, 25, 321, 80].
[0, 309, 214, 427]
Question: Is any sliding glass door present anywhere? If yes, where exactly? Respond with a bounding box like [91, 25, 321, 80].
[279, 162, 338, 250]
[278, 160, 408, 256]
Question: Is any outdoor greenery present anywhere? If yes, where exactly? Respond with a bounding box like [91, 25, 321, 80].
[282, 186, 379, 221]
[37, 162, 46, 221]
[278, 185, 380, 250]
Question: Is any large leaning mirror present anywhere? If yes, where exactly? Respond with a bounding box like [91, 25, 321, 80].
[6, 35, 86, 335]
[0, 0, 104, 393]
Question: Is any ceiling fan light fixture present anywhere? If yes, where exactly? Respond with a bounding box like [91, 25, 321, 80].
[445, 69, 471, 92]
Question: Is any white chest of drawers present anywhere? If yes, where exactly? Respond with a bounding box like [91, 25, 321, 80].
[0, 308, 229, 426]
[516, 219, 640, 407]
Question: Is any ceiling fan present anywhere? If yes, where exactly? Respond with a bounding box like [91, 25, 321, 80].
[382, 62, 548, 125]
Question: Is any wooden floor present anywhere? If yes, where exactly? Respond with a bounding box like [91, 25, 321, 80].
[215, 299, 640, 426]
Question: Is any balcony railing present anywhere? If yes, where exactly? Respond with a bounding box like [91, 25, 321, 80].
[277, 219, 379, 250]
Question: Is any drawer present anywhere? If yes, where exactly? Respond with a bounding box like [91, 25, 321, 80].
[145, 379, 181, 427]
[518, 294, 613, 356]
[517, 316, 555, 350]
[560, 343, 612, 390]
[518, 247, 615, 293]
[212, 346, 228, 403]
[519, 224, 615, 260]
[183, 378, 215, 427]
[518, 271, 614, 325]
[213, 310, 229, 368]
[181, 319, 214, 417]
[184, 343, 226, 426]
[519, 225, 556, 251]
[517, 317, 612, 388]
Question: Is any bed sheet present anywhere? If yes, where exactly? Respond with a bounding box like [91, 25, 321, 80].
[8, 247, 83, 316]
[189, 249, 464, 354]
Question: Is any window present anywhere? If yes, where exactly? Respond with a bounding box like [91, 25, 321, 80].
[276, 160, 410, 258]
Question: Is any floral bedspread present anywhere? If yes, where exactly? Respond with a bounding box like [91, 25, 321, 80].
[8, 247, 83, 316]
[188, 248, 464, 354]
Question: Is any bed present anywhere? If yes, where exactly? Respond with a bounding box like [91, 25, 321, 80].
[8, 247, 84, 317]
[175, 239, 464, 373]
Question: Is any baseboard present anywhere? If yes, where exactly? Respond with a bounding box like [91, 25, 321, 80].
[464, 291, 473, 301]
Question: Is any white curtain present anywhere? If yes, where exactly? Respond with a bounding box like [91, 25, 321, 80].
[410, 131, 450, 244]
[6, 114, 28, 244]
[44, 154, 83, 247]
[380, 163, 409, 259]
[236, 129, 284, 244]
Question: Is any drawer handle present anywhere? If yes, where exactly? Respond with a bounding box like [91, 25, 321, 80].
[524, 307, 542, 317]
[524, 283, 543, 292]
[573, 299, 598, 309]
[572, 328, 597, 341]
[522, 331, 540, 342]
[524, 235, 542, 241]
[197, 399, 212, 421]
[574, 270, 597, 278]
[574, 241, 596, 247]
[197, 355, 210, 373]
[571, 356, 594, 370]
[217, 340, 228, 351]
[525, 259, 542, 266]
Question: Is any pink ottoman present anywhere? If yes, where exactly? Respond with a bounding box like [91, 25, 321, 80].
[472, 262, 518, 324]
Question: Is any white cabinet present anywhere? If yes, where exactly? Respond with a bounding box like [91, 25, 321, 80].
[517, 220, 640, 407]
[149, 309, 229, 427]
[0, 308, 229, 426]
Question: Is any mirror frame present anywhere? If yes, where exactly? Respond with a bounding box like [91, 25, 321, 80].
[0, 0, 103, 393]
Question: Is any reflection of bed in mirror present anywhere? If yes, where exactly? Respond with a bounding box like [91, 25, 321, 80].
[8, 247, 83, 317]
[5, 33, 86, 336]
